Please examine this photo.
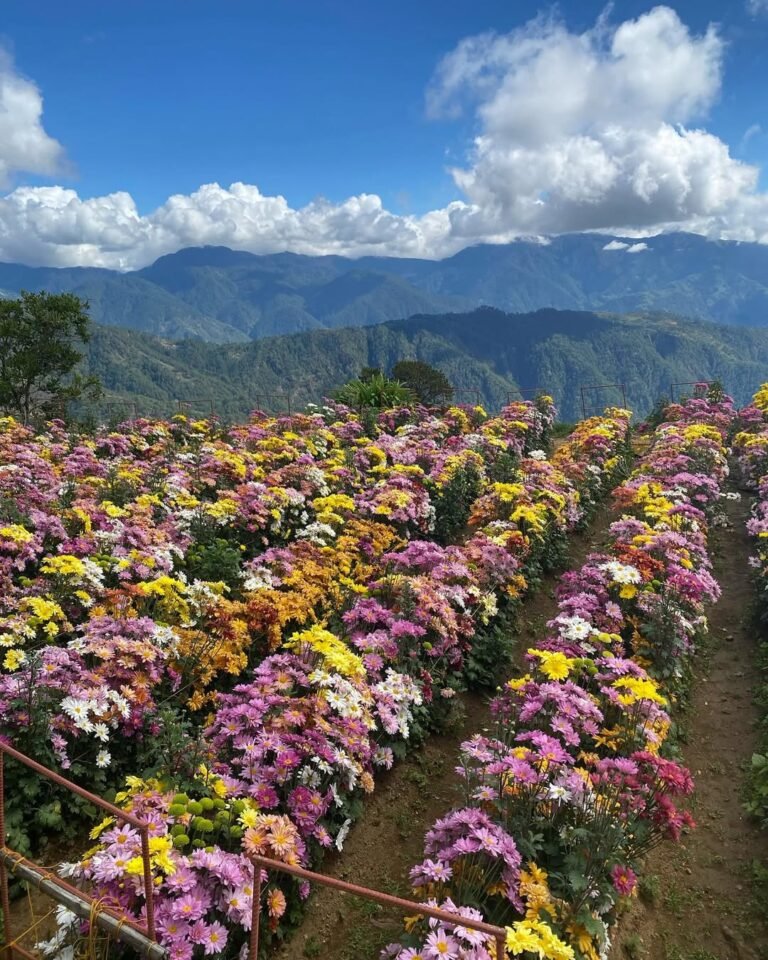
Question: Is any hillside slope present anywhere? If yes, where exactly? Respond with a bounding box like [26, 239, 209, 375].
[80, 307, 768, 420]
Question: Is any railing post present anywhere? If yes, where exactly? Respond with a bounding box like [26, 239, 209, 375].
[140, 827, 156, 941]
[0, 752, 13, 960]
[249, 864, 262, 960]
[496, 930, 506, 959]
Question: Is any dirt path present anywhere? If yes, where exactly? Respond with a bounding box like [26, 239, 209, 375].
[614, 495, 768, 960]
[276, 510, 619, 960]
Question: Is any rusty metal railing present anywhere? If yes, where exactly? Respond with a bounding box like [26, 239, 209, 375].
[0, 742, 162, 959]
[247, 855, 508, 960]
[579, 382, 628, 418]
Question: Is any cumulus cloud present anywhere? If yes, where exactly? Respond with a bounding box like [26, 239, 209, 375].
[430, 6, 768, 240]
[0, 183, 472, 269]
[747, 0, 768, 16]
[4, 6, 768, 268]
[0, 49, 64, 188]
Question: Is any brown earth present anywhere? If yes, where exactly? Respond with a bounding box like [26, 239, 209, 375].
[613, 495, 768, 960]
[275, 509, 620, 960]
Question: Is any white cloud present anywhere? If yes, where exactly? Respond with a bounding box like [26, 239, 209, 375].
[430, 7, 766, 239]
[741, 123, 763, 150]
[747, 0, 768, 16]
[602, 239, 648, 253]
[0, 183, 472, 268]
[4, 7, 768, 268]
[0, 49, 64, 188]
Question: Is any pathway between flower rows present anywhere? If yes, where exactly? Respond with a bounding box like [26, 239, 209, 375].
[275, 509, 620, 960]
[615, 494, 768, 960]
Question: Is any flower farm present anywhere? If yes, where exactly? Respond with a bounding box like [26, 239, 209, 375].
[0, 385, 764, 960]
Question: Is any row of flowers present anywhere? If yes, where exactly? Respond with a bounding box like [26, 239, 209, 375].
[733, 384, 768, 833]
[7, 403, 634, 960]
[384, 389, 734, 960]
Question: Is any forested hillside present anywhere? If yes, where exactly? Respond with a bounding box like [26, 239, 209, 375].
[82, 307, 768, 420]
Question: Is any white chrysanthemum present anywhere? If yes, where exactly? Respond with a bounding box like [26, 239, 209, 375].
[556, 615, 594, 641]
[599, 560, 641, 584]
[92, 723, 110, 742]
[296, 521, 337, 544]
[334, 818, 352, 851]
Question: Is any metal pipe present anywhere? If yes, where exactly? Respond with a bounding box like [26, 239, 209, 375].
[1, 850, 148, 938]
[247, 854, 508, 959]
[0, 852, 166, 960]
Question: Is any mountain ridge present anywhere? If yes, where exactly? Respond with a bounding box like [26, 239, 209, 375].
[5, 232, 768, 342]
[78, 306, 768, 422]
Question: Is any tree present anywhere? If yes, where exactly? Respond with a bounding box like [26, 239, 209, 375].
[359, 366, 381, 383]
[390, 360, 454, 406]
[0, 291, 102, 423]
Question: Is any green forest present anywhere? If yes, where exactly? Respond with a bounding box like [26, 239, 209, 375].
[78, 306, 768, 421]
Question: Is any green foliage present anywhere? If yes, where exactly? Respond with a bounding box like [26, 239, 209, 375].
[3, 754, 105, 860]
[134, 705, 209, 787]
[551, 421, 577, 438]
[486, 449, 521, 484]
[645, 395, 671, 430]
[303, 937, 323, 958]
[431, 463, 483, 544]
[0, 290, 101, 423]
[638, 873, 661, 905]
[745, 610, 768, 828]
[465, 599, 520, 689]
[183, 535, 243, 589]
[746, 753, 768, 826]
[706, 379, 727, 403]
[390, 359, 454, 405]
[333, 372, 416, 410]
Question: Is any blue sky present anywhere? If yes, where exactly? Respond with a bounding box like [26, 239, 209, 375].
[1, 1, 768, 267]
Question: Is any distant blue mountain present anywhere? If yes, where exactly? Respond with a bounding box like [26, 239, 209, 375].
[3, 232, 768, 341]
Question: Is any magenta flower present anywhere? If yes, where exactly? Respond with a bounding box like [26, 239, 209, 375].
[611, 864, 638, 896]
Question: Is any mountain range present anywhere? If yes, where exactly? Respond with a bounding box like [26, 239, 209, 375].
[5, 232, 768, 342]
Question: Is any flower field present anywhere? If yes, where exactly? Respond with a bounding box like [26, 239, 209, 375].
[0, 399, 637, 959]
[385, 392, 735, 960]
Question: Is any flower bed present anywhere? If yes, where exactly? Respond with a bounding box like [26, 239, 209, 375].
[734, 384, 768, 832]
[386, 391, 733, 960]
[0, 400, 632, 958]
